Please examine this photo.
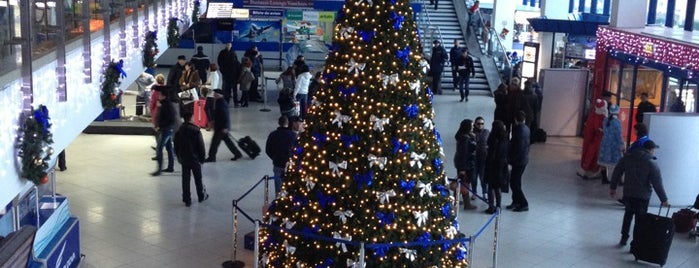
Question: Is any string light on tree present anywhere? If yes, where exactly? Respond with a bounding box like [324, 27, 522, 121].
[260, 0, 467, 266]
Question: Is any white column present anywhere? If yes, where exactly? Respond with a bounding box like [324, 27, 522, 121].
[492, 0, 517, 53]
[610, 0, 647, 28]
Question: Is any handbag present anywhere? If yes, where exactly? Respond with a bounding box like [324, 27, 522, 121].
[178, 88, 200, 104]
[672, 208, 697, 233]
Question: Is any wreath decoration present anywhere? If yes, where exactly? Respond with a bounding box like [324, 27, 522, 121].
[167, 17, 180, 48]
[100, 59, 127, 110]
[143, 31, 159, 69]
[17, 105, 54, 185]
[192, 0, 201, 25]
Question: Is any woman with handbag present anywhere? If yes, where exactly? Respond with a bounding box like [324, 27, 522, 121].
[454, 119, 478, 210]
[238, 57, 255, 107]
[179, 62, 201, 115]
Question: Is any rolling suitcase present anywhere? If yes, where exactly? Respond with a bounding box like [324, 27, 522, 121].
[192, 99, 208, 128]
[230, 134, 261, 159]
[631, 206, 674, 267]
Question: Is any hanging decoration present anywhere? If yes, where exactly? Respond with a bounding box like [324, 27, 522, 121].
[191, 0, 201, 25]
[142, 31, 159, 69]
[100, 59, 127, 110]
[167, 18, 180, 48]
[17, 105, 54, 185]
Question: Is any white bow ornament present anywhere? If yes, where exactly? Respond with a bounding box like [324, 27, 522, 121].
[284, 240, 296, 255]
[417, 182, 434, 197]
[376, 190, 396, 204]
[422, 118, 434, 130]
[329, 160, 347, 177]
[410, 152, 426, 168]
[409, 80, 421, 94]
[368, 154, 387, 170]
[370, 115, 389, 132]
[347, 58, 366, 74]
[305, 176, 316, 191]
[334, 210, 354, 224]
[333, 232, 352, 252]
[413, 210, 428, 227]
[332, 110, 351, 127]
[380, 73, 400, 87]
[399, 248, 417, 261]
[340, 27, 354, 39]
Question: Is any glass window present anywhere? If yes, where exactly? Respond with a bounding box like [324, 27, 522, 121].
[655, 0, 668, 25]
[673, 0, 687, 29]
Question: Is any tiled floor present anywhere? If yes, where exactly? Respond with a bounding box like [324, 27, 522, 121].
[57, 89, 699, 268]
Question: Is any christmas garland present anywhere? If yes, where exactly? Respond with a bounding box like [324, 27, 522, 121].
[167, 17, 179, 48]
[100, 59, 127, 110]
[191, 0, 200, 24]
[17, 105, 54, 185]
[143, 31, 159, 69]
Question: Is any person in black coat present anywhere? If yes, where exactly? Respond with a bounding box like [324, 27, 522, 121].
[204, 90, 243, 162]
[449, 39, 463, 89]
[429, 40, 448, 94]
[507, 111, 531, 212]
[456, 49, 476, 102]
[174, 111, 208, 207]
[191, 46, 210, 83]
[244, 45, 264, 102]
[485, 120, 508, 214]
[635, 92, 656, 123]
[151, 92, 178, 176]
[265, 116, 298, 195]
[167, 55, 187, 87]
[218, 42, 241, 105]
[454, 119, 478, 210]
[493, 83, 508, 124]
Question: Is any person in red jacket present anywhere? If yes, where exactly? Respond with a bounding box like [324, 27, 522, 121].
[579, 98, 607, 179]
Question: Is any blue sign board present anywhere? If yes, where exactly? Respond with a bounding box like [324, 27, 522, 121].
[249, 9, 285, 19]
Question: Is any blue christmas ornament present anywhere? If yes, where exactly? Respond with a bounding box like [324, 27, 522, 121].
[426, 86, 434, 101]
[391, 137, 409, 154]
[434, 129, 443, 146]
[292, 195, 308, 210]
[441, 202, 451, 217]
[340, 134, 359, 148]
[440, 235, 449, 252]
[404, 104, 418, 118]
[390, 12, 404, 30]
[376, 211, 395, 226]
[115, 60, 127, 78]
[358, 30, 375, 42]
[323, 71, 336, 84]
[396, 46, 410, 65]
[339, 85, 357, 98]
[433, 157, 443, 173]
[313, 132, 328, 146]
[455, 246, 467, 261]
[373, 246, 388, 258]
[433, 184, 449, 197]
[354, 172, 373, 189]
[302, 225, 320, 234]
[34, 106, 50, 134]
[330, 43, 340, 52]
[316, 258, 333, 268]
[400, 180, 415, 193]
[294, 146, 303, 156]
[316, 191, 336, 209]
[416, 232, 431, 249]
[390, 0, 397, 4]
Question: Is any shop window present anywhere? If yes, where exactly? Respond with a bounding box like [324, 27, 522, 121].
[673, 0, 688, 28]
[667, 78, 696, 113]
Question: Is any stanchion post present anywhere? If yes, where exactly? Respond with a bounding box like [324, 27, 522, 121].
[359, 242, 366, 268]
[254, 221, 260, 268]
[222, 200, 245, 268]
[468, 235, 474, 267]
[492, 208, 500, 268]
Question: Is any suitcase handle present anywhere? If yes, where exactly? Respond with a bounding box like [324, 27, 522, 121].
[658, 205, 671, 217]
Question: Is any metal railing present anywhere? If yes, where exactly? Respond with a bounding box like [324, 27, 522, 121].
[224, 175, 502, 268]
[417, 0, 444, 49]
[470, 8, 512, 83]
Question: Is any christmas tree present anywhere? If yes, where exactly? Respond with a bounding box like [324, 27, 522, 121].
[143, 31, 159, 69]
[260, 0, 467, 267]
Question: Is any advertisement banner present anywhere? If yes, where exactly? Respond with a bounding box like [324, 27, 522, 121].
[249, 9, 284, 19]
[244, 0, 313, 8]
[283, 10, 335, 46]
[233, 20, 282, 43]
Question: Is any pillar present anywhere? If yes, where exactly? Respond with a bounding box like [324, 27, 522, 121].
[610, 0, 647, 28]
[492, 0, 517, 54]
[538, 0, 570, 69]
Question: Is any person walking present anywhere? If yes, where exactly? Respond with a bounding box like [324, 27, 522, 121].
[294, 64, 312, 118]
[265, 116, 298, 195]
[151, 92, 177, 176]
[472, 116, 490, 199]
[455, 48, 476, 102]
[200, 63, 221, 124]
[485, 120, 508, 214]
[507, 111, 531, 212]
[635, 92, 656, 123]
[173, 111, 208, 207]
[449, 39, 463, 90]
[205, 90, 243, 162]
[610, 140, 669, 246]
[493, 83, 508, 124]
[217, 42, 241, 106]
[191, 46, 210, 83]
[598, 105, 624, 184]
[429, 40, 448, 95]
[454, 119, 478, 210]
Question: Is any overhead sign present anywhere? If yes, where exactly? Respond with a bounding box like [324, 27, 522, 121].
[207, 2, 234, 18]
[249, 9, 284, 19]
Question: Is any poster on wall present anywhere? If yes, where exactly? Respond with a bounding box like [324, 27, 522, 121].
[233, 20, 281, 43]
[283, 10, 335, 53]
[243, 0, 314, 7]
